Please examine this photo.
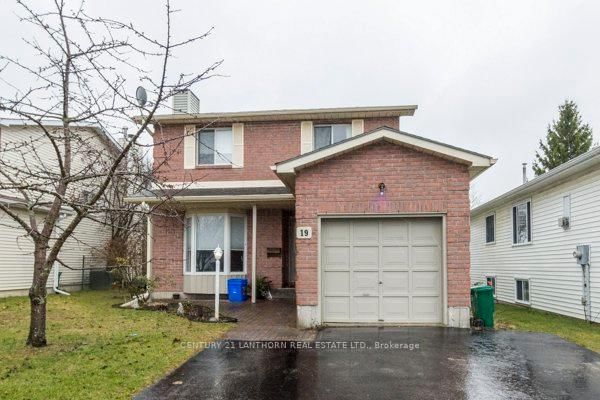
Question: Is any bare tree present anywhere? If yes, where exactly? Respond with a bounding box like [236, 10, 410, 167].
[0, 0, 221, 347]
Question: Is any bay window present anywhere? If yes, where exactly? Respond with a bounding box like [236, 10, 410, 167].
[183, 213, 247, 274]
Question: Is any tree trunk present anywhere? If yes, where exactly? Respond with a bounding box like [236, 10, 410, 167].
[27, 249, 49, 347]
[27, 283, 47, 347]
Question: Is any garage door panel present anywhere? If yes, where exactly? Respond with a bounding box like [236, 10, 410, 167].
[412, 271, 440, 294]
[323, 297, 350, 321]
[410, 220, 442, 245]
[381, 297, 409, 320]
[352, 271, 379, 294]
[323, 220, 350, 245]
[351, 297, 379, 320]
[411, 296, 441, 322]
[381, 220, 409, 245]
[381, 246, 409, 270]
[353, 220, 379, 244]
[353, 246, 379, 269]
[322, 247, 350, 270]
[411, 246, 441, 270]
[381, 271, 408, 295]
[323, 271, 350, 296]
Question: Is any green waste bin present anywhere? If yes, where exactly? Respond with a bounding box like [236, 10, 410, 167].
[470, 285, 494, 328]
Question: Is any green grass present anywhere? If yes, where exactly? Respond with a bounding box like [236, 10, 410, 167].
[495, 302, 600, 353]
[0, 290, 232, 399]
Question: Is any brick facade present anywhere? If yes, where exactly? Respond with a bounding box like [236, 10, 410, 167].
[294, 141, 471, 308]
[246, 209, 284, 289]
[152, 117, 399, 182]
[151, 213, 184, 292]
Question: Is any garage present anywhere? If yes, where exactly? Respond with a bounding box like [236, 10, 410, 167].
[321, 217, 443, 324]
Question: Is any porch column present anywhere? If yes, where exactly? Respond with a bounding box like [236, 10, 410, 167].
[251, 204, 257, 303]
[145, 210, 153, 280]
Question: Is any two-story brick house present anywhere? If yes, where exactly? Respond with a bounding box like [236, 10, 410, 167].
[131, 98, 495, 328]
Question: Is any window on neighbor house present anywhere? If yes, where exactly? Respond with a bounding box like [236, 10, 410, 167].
[512, 201, 531, 244]
[486, 276, 496, 297]
[313, 124, 351, 150]
[515, 279, 530, 303]
[183, 214, 246, 274]
[485, 214, 495, 244]
[197, 128, 233, 165]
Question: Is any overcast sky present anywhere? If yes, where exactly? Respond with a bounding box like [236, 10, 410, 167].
[1, 0, 599, 203]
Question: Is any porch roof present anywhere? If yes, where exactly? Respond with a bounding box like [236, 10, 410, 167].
[274, 126, 496, 190]
[125, 186, 294, 205]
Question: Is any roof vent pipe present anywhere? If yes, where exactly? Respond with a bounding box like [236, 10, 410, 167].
[522, 163, 528, 184]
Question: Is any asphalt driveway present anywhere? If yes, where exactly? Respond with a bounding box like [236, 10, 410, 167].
[136, 327, 600, 400]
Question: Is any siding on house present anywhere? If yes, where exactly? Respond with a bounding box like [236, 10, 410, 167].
[0, 124, 113, 296]
[471, 168, 600, 320]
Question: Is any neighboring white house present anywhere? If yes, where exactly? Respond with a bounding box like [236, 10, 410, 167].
[471, 147, 600, 322]
[0, 119, 119, 297]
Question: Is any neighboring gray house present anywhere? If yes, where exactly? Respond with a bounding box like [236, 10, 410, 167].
[471, 147, 600, 321]
[0, 119, 118, 297]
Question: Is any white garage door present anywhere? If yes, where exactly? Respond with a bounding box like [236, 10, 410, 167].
[321, 218, 443, 324]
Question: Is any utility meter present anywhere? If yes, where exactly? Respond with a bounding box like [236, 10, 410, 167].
[573, 245, 590, 265]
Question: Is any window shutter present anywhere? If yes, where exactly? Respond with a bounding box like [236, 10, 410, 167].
[183, 125, 197, 169]
[351, 119, 364, 136]
[300, 121, 313, 154]
[512, 206, 517, 244]
[232, 123, 244, 168]
[526, 201, 532, 242]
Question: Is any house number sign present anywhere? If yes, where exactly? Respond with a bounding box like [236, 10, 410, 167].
[296, 226, 312, 239]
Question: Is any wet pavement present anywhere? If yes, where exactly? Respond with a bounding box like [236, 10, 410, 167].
[135, 327, 600, 400]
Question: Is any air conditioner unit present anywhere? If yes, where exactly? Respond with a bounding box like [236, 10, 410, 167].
[558, 217, 570, 228]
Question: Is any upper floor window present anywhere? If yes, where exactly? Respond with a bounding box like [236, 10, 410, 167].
[485, 214, 495, 244]
[314, 124, 351, 150]
[512, 201, 531, 244]
[197, 128, 232, 165]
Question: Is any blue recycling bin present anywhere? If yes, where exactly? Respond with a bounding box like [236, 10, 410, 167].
[227, 278, 248, 302]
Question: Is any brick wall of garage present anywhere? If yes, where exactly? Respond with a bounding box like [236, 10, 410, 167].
[152, 117, 400, 182]
[294, 141, 471, 308]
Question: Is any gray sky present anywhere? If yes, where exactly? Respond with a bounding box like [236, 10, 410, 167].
[1, 0, 599, 203]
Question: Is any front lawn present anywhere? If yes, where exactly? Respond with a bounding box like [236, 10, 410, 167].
[0, 290, 232, 399]
[495, 302, 600, 353]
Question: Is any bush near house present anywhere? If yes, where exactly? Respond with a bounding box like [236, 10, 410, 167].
[495, 303, 600, 353]
[0, 290, 232, 400]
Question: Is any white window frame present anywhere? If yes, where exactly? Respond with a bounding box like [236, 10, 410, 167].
[313, 124, 351, 150]
[196, 127, 233, 166]
[183, 212, 247, 275]
[485, 213, 496, 245]
[514, 277, 530, 305]
[511, 199, 532, 246]
[485, 275, 496, 298]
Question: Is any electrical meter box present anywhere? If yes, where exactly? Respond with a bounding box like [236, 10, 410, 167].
[573, 245, 591, 265]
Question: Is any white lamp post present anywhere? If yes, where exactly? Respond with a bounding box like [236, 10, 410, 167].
[213, 245, 223, 321]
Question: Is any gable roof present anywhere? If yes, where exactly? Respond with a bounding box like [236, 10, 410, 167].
[471, 146, 600, 217]
[274, 127, 496, 189]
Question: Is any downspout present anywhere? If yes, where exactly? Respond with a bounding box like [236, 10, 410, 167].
[52, 262, 71, 296]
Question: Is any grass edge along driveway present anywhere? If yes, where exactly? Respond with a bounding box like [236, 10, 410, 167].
[0, 290, 232, 400]
[495, 302, 600, 353]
